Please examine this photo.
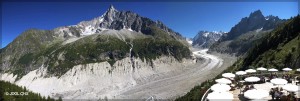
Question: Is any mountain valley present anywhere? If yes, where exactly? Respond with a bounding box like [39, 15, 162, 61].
[1, 4, 298, 101]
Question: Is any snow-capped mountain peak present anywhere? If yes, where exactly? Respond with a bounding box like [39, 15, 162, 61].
[53, 5, 184, 43]
[192, 31, 225, 48]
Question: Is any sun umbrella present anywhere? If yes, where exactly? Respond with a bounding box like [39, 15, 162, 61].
[244, 76, 260, 83]
[239, 80, 245, 83]
[245, 69, 256, 73]
[271, 78, 288, 85]
[283, 84, 300, 92]
[235, 71, 247, 75]
[268, 68, 278, 72]
[282, 68, 292, 71]
[207, 91, 234, 100]
[244, 89, 269, 99]
[257, 67, 267, 71]
[215, 78, 232, 84]
[222, 73, 235, 78]
[211, 84, 231, 92]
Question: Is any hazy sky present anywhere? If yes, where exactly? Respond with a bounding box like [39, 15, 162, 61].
[2, 2, 298, 48]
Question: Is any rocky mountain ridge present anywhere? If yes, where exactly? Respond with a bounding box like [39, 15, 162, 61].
[209, 10, 286, 55]
[54, 5, 183, 40]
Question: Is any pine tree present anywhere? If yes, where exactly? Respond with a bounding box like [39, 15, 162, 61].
[58, 96, 62, 101]
[23, 86, 27, 92]
[285, 52, 292, 67]
[47, 95, 51, 101]
[42, 96, 46, 101]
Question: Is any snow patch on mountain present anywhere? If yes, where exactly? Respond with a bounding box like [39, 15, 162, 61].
[185, 38, 193, 45]
[203, 32, 209, 37]
[265, 17, 269, 20]
[81, 25, 96, 35]
[256, 27, 263, 32]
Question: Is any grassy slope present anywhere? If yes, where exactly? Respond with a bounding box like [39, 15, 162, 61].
[3, 29, 59, 79]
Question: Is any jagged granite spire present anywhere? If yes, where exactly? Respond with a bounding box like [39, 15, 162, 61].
[249, 10, 264, 18]
[55, 5, 183, 40]
[108, 5, 117, 12]
[103, 5, 118, 22]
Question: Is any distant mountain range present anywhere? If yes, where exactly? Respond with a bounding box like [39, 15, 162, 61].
[192, 31, 225, 48]
[209, 10, 286, 55]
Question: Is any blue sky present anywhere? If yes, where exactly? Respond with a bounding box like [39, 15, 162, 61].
[1, 2, 298, 48]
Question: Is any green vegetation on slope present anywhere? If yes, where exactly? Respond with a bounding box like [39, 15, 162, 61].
[228, 30, 271, 55]
[250, 35, 300, 70]
[142, 25, 177, 40]
[45, 35, 130, 76]
[175, 80, 214, 101]
[0, 81, 61, 101]
[132, 37, 191, 62]
[40, 26, 189, 77]
[17, 53, 34, 65]
[135, 26, 191, 61]
[43, 27, 190, 76]
[6, 25, 191, 78]
[242, 15, 300, 70]
[3, 29, 55, 66]
[3, 29, 59, 79]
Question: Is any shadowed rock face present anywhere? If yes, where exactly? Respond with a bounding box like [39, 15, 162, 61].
[220, 10, 285, 41]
